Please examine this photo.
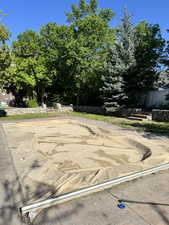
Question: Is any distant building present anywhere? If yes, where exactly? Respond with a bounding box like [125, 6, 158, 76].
[0, 89, 14, 107]
[139, 71, 169, 108]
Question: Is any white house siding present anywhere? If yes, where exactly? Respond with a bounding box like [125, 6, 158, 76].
[0, 91, 14, 105]
[139, 90, 169, 108]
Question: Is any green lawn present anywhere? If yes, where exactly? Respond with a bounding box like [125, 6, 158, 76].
[66, 112, 169, 136]
[0, 111, 169, 136]
[0, 112, 61, 120]
[0, 106, 10, 109]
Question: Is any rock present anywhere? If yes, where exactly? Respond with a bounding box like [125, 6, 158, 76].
[56, 103, 62, 111]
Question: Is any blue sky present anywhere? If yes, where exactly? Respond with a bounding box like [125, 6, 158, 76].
[1, 0, 169, 42]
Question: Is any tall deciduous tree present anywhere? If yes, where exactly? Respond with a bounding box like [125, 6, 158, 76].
[40, 0, 115, 105]
[0, 13, 11, 88]
[12, 30, 50, 103]
[122, 21, 165, 106]
[40, 23, 77, 104]
[65, 0, 115, 105]
[164, 29, 169, 69]
[66, 0, 113, 23]
[162, 29, 169, 103]
[127, 21, 165, 101]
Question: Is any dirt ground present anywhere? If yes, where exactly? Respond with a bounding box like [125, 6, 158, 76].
[3, 118, 169, 204]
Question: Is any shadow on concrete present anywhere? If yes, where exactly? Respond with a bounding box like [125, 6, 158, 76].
[0, 160, 84, 225]
[33, 202, 83, 225]
[152, 205, 169, 225]
[119, 199, 169, 207]
[118, 199, 169, 225]
[0, 177, 25, 225]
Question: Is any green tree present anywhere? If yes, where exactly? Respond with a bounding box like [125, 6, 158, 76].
[162, 29, 169, 103]
[0, 24, 10, 43]
[65, 0, 115, 105]
[122, 21, 165, 106]
[0, 13, 11, 88]
[66, 0, 114, 23]
[127, 21, 165, 100]
[101, 45, 124, 110]
[163, 29, 169, 67]
[106, 12, 165, 107]
[101, 9, 136, 109]
[116, 10, 137, 105]
[40, 23, 76, 104]
[39, 0, 115, 105]
[12, 30, 50, 104]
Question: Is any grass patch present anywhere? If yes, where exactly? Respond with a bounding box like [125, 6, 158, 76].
[66, 112, 169, 136]
[0, 112, 61, 120]
[0, 106, 10, 110]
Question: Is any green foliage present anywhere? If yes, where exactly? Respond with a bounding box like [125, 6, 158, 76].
[0, 16, 11, 88]
[11, 30, 51, 103]
[64, 0, 115, 104]
[66, 0, 114, 23]
[116, 10, 137, 105]
[0, 11, 10, 44]
[39, 0, 115, 105]
[101, 46, 124, 109]
[102, 9, 164, 108]
[40, 23, 75, 103]
[0, 44, 11, 82]
[163, 30, 169, 101]
[26, 99, 39, 108]
[117, 15, 164, 106]
[0, 2, 166, 109]
[133, 21, 165, 90]
[118, 10, 136, 71]
[13, 30, 40, 58]
[101, 9, 136, 109]
[47, 93, 63, 107]
[0, 24, 10, 43]
[163, 30, 169, 68]
[121, 21, 165, 106]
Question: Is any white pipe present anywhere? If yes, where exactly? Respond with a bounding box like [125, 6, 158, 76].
[20, 162, 169, 215]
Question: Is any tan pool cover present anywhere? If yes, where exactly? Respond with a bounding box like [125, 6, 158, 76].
[3, 119, 169, 203]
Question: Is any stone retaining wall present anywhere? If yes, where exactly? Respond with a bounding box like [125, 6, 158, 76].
[152, 110, 169, 122]
[0, 106, 73, 116]
[0, 105, 144, 118]
[73, 106, 142, 117]
[6, 107, 47, 115]
[117, 108, 142, 117]
[73, 106, 105, 115]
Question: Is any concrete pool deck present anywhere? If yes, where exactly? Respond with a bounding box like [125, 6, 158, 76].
[32, 168, 169, 225]
[0, 124, 23, 225]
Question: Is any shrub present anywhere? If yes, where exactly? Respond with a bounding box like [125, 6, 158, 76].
[26, 99, 39, 108]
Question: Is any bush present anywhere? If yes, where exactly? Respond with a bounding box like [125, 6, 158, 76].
[26, 99, 39, 108]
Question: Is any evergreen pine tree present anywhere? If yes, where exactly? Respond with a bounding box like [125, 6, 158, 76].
[101, 45, 123, 110]
[118, 9, 136, 104]
[101, 9, 136, 109]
